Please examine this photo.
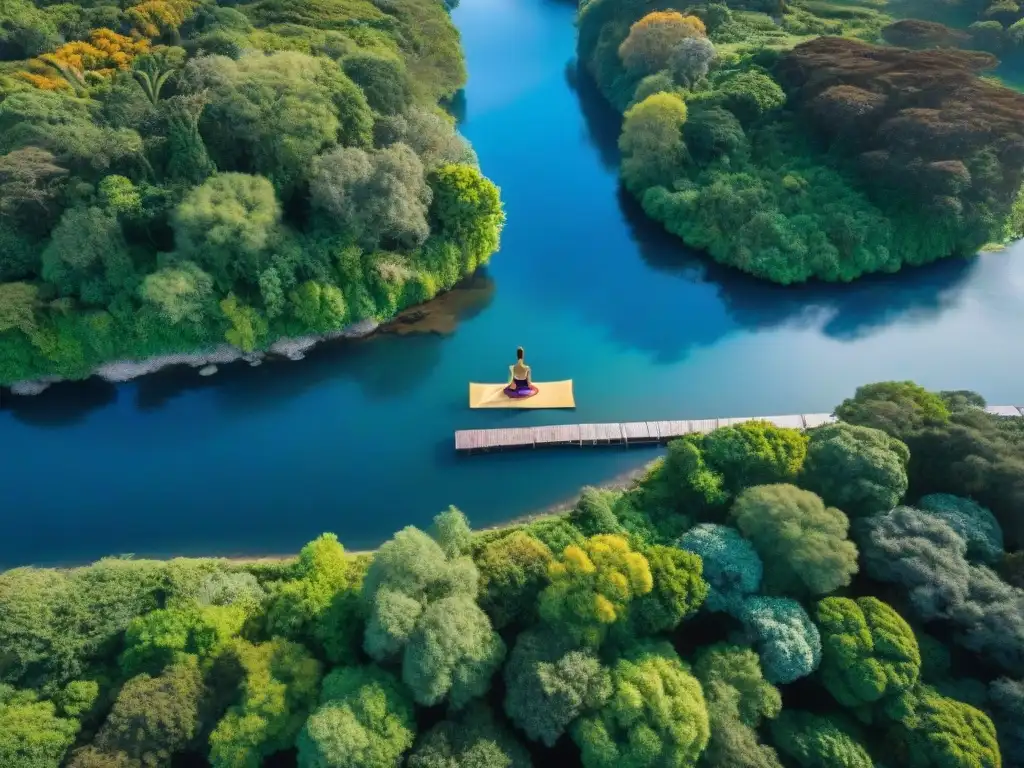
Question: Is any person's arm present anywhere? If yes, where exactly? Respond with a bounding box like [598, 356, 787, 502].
[508, 365, 515, 385]
[525, 365, 532, 383]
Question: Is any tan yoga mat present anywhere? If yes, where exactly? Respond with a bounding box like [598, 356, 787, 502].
[468, 380, 575, 409]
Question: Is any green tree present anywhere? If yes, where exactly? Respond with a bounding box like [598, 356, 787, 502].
[140, 261, 215, 327]
[341, 52, 413, 115]
[572, 641, 710, 768]
[694, 644, 783, 768]
[834, 381, 951, 440]
[618, 12, 707, 75]
[430, 506, 473, 559]
[296, 666, 415, 768]
[41, 206, 133, 305]
[503, 629, 611, 747]
[428, 162, 505, 264]
[702, 421, 809, 494]
[716, 70, 786, 123]
[916, 493, 1004, 565]
[0, 281, 39, 335]
[289, 281, 347, 333]
[408, 706, 532, 768]
[731, 484, 858, 597]
[800, 422, 909, 517]
[628, 544, 707, 635]
[172, 173, 281, 291]
[86, 657, 204, 767]
[619, 92, 688, 193]
[0, 685, 79, 768]
[474, 531, 553, 629]
[208, 638, 322, 768]
[769, 711, 873, 768]
[885, 685, 1001, 768]
[220, 293, 268, 352]
[119, 605, 246, 677]
[816, 597, 920, 710]
[539, 534, 653, 647]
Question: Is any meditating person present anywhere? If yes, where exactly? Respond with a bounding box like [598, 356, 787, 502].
[505, 347, 539, 398]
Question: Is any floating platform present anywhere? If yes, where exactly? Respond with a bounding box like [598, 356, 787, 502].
[453, 406, 1024, 453]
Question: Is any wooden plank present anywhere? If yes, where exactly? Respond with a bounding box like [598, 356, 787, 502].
[579, 423, 599, 443]
[621, 422, 651, 441]
[1018, 406, 1024, 417]
[646, 422, 663, 440]
[986, 405, 1021, 417]
[505, 428, 535, 447]
[597, 423, 624, 441]
[551, 424, 581, 444]
[661, 420, 690, 438]
[690, 419, 718, 434]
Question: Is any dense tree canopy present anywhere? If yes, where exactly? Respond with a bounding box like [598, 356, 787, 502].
[678, 523, 763, 615]
[0, 0, 502, 386]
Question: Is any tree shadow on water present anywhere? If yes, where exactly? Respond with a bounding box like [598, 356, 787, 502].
[133, 274, 497, 416]
[3, 377, 118, 428]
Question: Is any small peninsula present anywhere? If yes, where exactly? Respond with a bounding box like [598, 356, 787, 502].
[0, 0, 504, 386]
[577, 0, 1024, 283]
[2, 380, 1023, 767]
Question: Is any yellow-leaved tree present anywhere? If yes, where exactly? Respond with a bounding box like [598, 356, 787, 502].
[618, 12, 707, 76]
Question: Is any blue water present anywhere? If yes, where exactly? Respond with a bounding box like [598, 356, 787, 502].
[3, 0, 1024, 568]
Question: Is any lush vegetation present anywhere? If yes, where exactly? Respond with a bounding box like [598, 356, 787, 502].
[0, 0, 504, 385]
[576, 0, 1024, 284]
[3, 379, 1023, 766]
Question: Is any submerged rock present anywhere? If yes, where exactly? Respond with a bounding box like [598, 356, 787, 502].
[199, 365, 219, 377]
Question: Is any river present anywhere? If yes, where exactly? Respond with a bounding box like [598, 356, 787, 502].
[2, 0, 1024, 569]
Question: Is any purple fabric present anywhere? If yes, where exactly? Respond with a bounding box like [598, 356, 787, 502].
[505, 379, 538, 398]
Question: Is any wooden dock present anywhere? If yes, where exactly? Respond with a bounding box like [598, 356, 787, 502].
[453, 406, 1024, 453]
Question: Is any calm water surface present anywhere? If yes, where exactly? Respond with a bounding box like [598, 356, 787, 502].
[3, 0, 1024, 568]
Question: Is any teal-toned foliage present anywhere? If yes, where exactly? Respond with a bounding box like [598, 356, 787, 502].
[677, 523, 763, 614]
[739, 596, 822, 684]
[916, 494, 1004, 565]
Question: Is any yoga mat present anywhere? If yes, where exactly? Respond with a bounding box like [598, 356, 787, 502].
[468, 380, 575, 409]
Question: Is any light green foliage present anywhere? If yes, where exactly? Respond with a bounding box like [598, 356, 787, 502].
[297, 666, 414, 768]
[208, 638, 322, 768]
[816, 597, 920, 709]
[119, 604, 246, 677]
[289, 281, 347, 333]
[98, 176, 141, 218]
[619, 92, 688, 193]
[362, 524, 503, 707]
[54, 680, 98, 720]
[140, 261, 215, 327]
[195, 570, 267, 614]
[503, 629, 611, 747]
[572, 640, 710, 768]
[701, 421, 808, 494]
[731, 484, 858, 596]
[310, 143, 432, 249]
[408, 706, 532, 768]
[173, 173, 281, 292]
[181, 51, 371, 191]
[0, 685, 80, 768]
[219, 294, 267, 352]
[428, 162, 504, 265]
[0, 560, 165, 693]
[800, 422, 909, 517]
[524, 517, 585, 554]
[678, 523, 763, 615]
[634, 438, 728, 527]
[769, 711, 873, 768]
[695, 644, 783, 768]
[834, 381, 951, 440]
[628, 544, 707, 635]
[267, 534, 363, 664]
[739, 596, 822, 684]
[715, 70, 786, 123]
[569, 488, 625, 537]
[402, 595, 506, 707]
[539, 534, 653, 647]
[86, 657, 204, 767]
[917, 494, 1004, 565]
[474, 531, 553, 629]
[885, 685, 1002, 768]
[430, 506, 473, 559]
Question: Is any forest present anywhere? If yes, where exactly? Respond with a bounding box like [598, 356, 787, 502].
[0, 0, 504, 385]
[576, 0, 1024, 283]
[2, 379, 1023, 768]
